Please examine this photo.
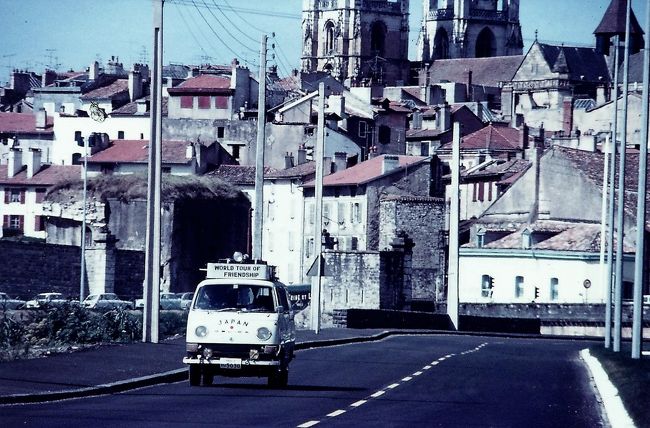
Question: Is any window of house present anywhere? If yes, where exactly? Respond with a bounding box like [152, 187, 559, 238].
[117, 130, 125, 139]
[351, 237, 359, 251]
[231, 144, 240, 160]
[550, 278, 559, 301]
[323, 203, 330, 225]
[217, 126, 225, 138]
[488, 182, 493, 201]
[215, 96, 229, 109]
[35, 188, 47, 203]
[308, 203, 315, 225]
[351, 202, 361, 223]
[74, 131, 83, 146]
[180, 96, 193, 109]
[3, 215, 24, 233]
[288, 231, 295, 251]
[420, 142, 429, 156]
[5, 188, 24, 204]
[34, 215, 44, 231]
[472, 183, 477, 202]
[198, 96, 211, 109]
[481, 275, 493, 298]
[337, 202, 345, 224]
[378, 125, 391, 144]
[478, 182, 485, 202]
[515, 276, 524, 298]
[305, 238, 314, 259]
[72, 153, 82, 165]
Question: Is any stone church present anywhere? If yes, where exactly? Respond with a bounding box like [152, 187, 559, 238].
[301, 0, 411, 86]
[300, 0, 523, 87]
[418, 0, 523, 61]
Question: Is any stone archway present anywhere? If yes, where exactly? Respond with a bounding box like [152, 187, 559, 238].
[370, 21, 387, 57]
[475, 27, 497, 58]
[434, 28, 450, 59]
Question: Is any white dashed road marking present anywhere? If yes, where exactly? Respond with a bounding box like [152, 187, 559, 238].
[296, 342, 489, 427]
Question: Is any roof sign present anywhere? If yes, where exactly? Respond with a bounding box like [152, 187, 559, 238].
[206, 262, 270, 280]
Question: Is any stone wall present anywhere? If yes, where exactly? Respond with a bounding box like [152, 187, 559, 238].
[0, 240, 144, 300]
[380, 196, 446, 303]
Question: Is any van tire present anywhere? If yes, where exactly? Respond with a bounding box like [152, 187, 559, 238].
[201, 371, 214, 386]
[189, 366, 201, 386]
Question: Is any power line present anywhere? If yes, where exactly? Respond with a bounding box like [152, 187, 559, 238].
[198, 0, 258, 53]
[210, 0, 261, 44]
[222, 0, 266, 33]
[167, 0, 300, 20]
[175, 2, 210, 59]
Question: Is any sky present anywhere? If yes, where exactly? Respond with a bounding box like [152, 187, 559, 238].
[0, 0, 648, 85]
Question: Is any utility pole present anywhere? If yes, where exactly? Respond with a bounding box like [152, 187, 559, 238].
[613, 0, 632, 353]
[604, 34, 619, 350]
[143, 0, 163, 344]
[252, 35, 267, 260]
[447, 121, 460, 330]
[311, 82, 326, 334]
[80, 136, 88, 303]
[631, 0, 650, 360]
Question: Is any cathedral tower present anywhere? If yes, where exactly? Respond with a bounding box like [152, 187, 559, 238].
[418, 0, 523, 61]
[301, 0, 410, 86]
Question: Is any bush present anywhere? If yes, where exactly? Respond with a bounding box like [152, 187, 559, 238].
[0, 306, 187, 361]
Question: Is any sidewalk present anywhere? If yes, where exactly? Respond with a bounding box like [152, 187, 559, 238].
[0, 328, 392, 404]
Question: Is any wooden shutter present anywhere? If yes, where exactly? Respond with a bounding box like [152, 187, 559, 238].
[198, 96, 211, 109]
[2, 215, 8, 228]
[20, 190, 25, 204]
[215, 96, 228, 109]
[34, 215, 42, 231]
[3, 189, 8, 204]
[180, 96, 193, 109]
[18, 215, 24, 232]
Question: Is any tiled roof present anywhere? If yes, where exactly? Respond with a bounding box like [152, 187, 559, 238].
[110, 97, 168, 116]
[167, 75, 232, 94]
[428, 56, 524, 87]
[406, 128, 445, 139]
[266, 161, 316, 179]
[80, 79, 128, 100]
[208, 165, 276, 186]
[440, 124, 522, 151]
[0, 164, 81, 185]
[303, 155, 428, 188]
[0, 112, 53, 134]
[86, 139, 191, 165]
[534, 44, 610, 83]
[461, 158, 530, 181]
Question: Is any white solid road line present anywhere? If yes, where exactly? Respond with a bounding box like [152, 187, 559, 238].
[580, 349, 636, 428]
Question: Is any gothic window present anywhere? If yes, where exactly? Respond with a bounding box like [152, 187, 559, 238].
[370, 21, 387, 57]
[475, 27, 497, 58]
[434, 28, 450, 59]
[324, 21, 335, 55]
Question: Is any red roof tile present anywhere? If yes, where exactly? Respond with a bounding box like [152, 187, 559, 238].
[0, 112, 54, 134]
[440, 124, 522, 151]
[80, 79, 129, 100]
[168, 75, 233, 95]
[304, 155, 428, 187]
[87, 139, 191, 165]
[0, 164, 80, 185]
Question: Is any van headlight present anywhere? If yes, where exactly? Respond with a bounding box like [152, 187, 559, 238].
[257, 327, 272, 340]
[195, 325, 208, 338]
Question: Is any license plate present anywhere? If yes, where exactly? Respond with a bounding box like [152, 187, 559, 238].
[220, 358, 242, 369]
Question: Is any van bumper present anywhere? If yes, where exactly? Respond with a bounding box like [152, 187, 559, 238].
[183, 357, 280, 366]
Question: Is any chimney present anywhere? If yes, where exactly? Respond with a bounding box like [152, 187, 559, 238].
[323, 156, 333, 175]
[438, 102, 451, 131]
[41, 69, 57, 87]
[89, 61, 99, 81]
[7, 148, 22, 178]
[284, 152, 295, 169]
[186, 143, 194, 160]
[464, 70, 473, 101]
[562, 97, 573, 136]
[596, 84, 606, 105]
[382, 154, 399, 174]
[333, 152, 347, 172]
[35, 108, 47, 129]
[297, 146, 307, 165]
[520, 124, 530, 149]
[128, 69, 142, 101]
[26, 148, 42, 179]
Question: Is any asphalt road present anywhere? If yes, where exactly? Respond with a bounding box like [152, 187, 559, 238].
[2, 335, 604, 427]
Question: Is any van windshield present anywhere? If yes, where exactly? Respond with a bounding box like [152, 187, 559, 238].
[195, 284, 275, 312]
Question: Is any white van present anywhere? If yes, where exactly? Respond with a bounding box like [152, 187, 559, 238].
[183, 257, 295, 387]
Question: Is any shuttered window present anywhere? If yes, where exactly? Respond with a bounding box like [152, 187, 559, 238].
[180, 96, 193, 109]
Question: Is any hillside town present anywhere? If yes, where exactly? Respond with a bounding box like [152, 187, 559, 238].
[0, 0, 649, 333]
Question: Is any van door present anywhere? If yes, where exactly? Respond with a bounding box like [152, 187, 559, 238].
[275, 286, 295, 344]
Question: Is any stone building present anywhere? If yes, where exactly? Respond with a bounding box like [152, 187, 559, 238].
[301, 0, 410, 86]
[417, 0, 523, 61]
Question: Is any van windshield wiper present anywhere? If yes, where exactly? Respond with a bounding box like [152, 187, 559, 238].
[212, 307, 239, 312]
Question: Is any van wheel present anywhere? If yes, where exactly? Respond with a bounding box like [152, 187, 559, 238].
[189, 366, 201, 386]
[268, 367, 288, 388]
[201, 371, 214, 387]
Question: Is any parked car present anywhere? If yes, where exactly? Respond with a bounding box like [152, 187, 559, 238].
[82, 293, 134, 310]
[0, 292, 25, 310]
[179, 292, 194, 310]
[135, 292, 182, 310]
[24, 292, 68, 309]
